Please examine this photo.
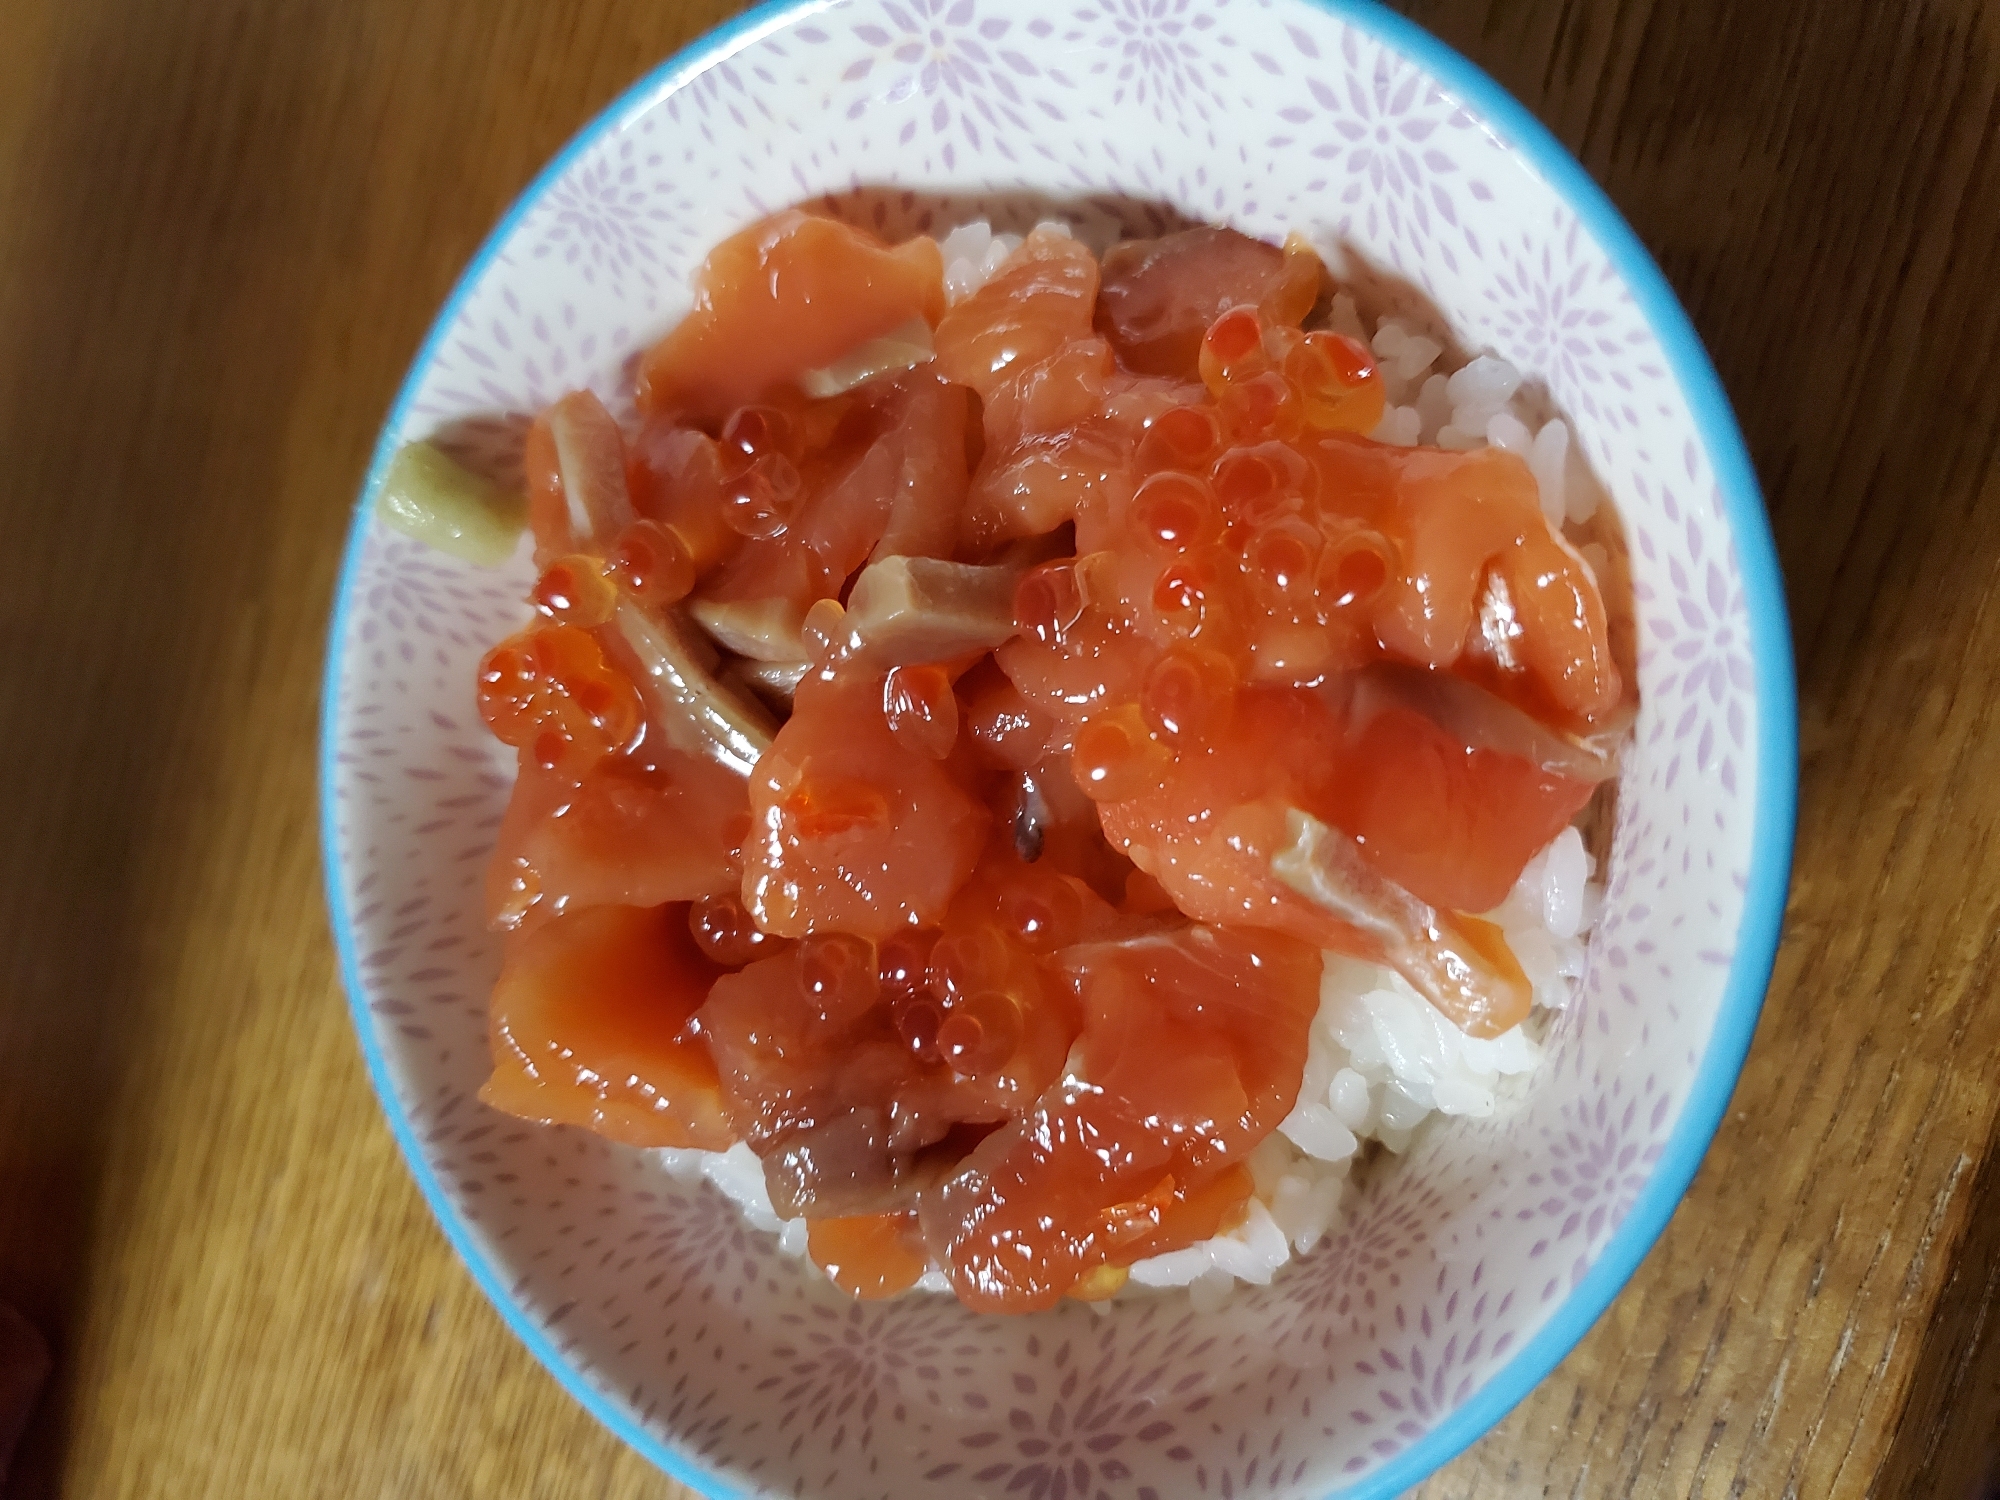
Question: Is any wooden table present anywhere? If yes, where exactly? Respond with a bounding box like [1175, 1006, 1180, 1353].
[3, 0, 1996, 1494]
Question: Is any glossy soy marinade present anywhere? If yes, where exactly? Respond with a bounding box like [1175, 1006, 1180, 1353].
[456, 208, 1630, 1313]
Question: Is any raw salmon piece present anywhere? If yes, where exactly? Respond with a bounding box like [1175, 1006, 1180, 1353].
[702, 898, 1081, 1217]
[639, 211, 944, 423]
[1313, 435, 1623, 725]
[934, 228, 1100, 402]
[485, 744, 747, 933]
[919, 924, 1320, 1312]
[743, 669, 989, 940]
[481, 903, 731, 1149]
[808, 1212, 931, 1299]
[1314, 694, 1597, 915]
[1097, 227, 1322, 379]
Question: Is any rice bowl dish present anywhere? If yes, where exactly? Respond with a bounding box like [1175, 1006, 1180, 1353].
[322, 1, 1793, 1493]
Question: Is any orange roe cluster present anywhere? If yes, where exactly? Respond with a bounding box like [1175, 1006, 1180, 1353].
[460, 209, 1632, 1314]
[476, 622, 642, 778]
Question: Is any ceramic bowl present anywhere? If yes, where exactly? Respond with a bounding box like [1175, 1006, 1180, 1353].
[321, 1, 1796, 1494]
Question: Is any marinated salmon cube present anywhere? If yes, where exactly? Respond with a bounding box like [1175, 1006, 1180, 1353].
[1096, 227, 1322, 379]
[481, 903, 732, 1150]
[807, 1211, 931, 1299]
[485, 746, 748, 934]
[639, 211, 946, 423]
[743, 668, 989, 940]
[702, 916, 1078, 1218]
[1313, 692, 1597, 916]
[1335, 437, 1623, 726]
[919, 924, 1320, 1311]
[934, 228, 1101, 402]
[702, 942, 953, 1217]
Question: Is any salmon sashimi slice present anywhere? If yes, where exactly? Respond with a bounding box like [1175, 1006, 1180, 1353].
[918, 924, 1321, 1312]
[700, 882, 1087, 1217]
[639, 210, 945, 424]
[481, 903, 732, 1149]
[1096, 226, 1322, 379]
[485, 744, 748, 934]
[807, 1211, 931, 1299]
[743, 666, 991, 940]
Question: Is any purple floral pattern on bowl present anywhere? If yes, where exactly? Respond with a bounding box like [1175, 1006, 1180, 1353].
[323, 1, 1779, 1495]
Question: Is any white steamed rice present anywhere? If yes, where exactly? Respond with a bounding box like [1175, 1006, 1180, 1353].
[654, 223, 1615, 1306]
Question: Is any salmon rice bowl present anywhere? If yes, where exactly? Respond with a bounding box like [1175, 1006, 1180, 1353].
[373, 206, 1638, 1318]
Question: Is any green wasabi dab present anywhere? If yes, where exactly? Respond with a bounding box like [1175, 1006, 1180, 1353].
[374, 440, 528, 566]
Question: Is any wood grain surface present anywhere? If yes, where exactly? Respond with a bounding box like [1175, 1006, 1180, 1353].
[1, 0, 1996, 1495]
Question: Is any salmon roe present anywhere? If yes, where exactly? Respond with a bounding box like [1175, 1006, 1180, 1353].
[457, 209, 1632, 1312]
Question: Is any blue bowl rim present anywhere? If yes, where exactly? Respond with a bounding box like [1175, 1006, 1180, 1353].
[317, 1, 1798, 1495]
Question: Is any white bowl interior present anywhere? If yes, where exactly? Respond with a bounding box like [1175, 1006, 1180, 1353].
[323, 3, 1785, 1495]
